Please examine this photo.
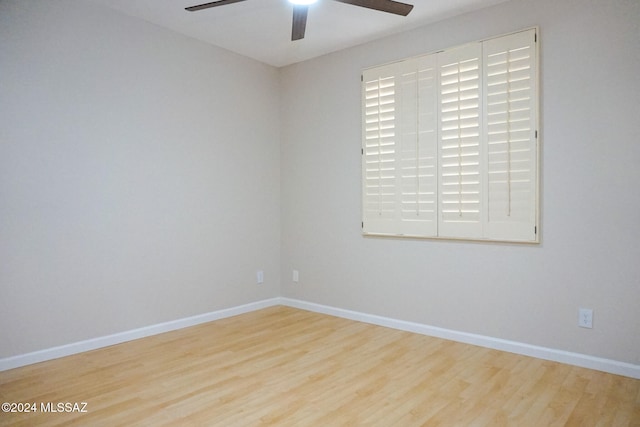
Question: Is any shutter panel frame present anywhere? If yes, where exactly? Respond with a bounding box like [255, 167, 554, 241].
[437, 42, 485, 240]
[483, 28, 539, 242]
[362, 63, 401, 235]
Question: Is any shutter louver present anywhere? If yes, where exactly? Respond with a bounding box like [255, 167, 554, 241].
[437, 44, 484, 239]
[484, 29, 537, 241]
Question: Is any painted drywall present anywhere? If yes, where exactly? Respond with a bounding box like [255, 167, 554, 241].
[0, 0, 281, 358]
[280, 0, 640, 365]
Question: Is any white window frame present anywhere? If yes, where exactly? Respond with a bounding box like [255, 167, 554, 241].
[362, 28, 539, 243]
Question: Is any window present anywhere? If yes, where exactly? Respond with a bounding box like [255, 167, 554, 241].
[362, 28, 539, 243]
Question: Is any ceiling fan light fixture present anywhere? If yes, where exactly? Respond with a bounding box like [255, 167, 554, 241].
[186, 0, 414, 42]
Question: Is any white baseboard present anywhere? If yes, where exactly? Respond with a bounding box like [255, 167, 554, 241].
[2, 296, 638, 379]
[280, 298, 640, 380]
[0, 298, 281, 372]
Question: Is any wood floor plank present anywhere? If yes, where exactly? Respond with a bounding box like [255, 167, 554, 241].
[1, 306, 638, 426]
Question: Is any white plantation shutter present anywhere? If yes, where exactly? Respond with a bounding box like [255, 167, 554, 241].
[484, 29, 538, 241]
[437, 43, 484, 239]
[362, 28, 538, 242]
[362, 58, 439, 237]
[362, 63, 399, 234]
[398, 56, 438, 236]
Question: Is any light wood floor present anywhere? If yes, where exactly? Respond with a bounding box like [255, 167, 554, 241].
[1, 306, 639, 426]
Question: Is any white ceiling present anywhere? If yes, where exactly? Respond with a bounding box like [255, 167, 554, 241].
[89, 0, 509, 67]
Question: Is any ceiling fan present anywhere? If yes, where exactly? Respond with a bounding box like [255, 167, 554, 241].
[185, 0, 414, 41]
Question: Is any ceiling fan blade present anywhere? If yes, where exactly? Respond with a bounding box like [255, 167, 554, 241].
[332, 0, 413, 16]
[291, 5, 308, 41]
[185, 0, 248, 12]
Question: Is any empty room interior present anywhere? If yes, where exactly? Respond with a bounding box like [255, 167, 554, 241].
[1, 0, 639, 425]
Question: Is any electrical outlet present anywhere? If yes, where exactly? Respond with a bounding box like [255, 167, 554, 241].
[256, 270, 264, 284]
[292, 270, 299, 283]
[578, 308, 593, 328]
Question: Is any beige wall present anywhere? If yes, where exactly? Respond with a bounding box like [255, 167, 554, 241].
[280, 0, 640, 365]
[0, 0, 281, 357]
